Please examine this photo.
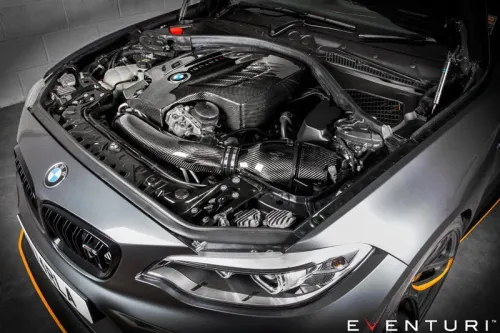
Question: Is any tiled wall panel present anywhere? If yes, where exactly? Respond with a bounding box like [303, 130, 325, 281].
[0, 0, 184, 107]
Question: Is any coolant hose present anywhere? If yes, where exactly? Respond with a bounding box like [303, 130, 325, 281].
[115, 114, 340, 185]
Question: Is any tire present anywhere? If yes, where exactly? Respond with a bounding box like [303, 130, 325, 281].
[380, 219, 463, 333]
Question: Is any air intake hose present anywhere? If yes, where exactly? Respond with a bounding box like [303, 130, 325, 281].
[115, 114, 340, 185]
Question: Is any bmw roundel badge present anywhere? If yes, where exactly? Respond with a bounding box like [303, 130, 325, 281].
[44, 162, 68, 188]
[169, 72, 190, 82]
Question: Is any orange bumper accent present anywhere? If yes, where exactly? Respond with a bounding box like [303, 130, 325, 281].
[18, 229, 67, 333]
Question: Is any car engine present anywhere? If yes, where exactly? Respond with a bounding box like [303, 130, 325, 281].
[43, 26, 458, 230]
[122, 50, 304, 132]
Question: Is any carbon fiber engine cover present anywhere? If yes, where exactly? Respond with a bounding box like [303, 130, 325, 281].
[127, 50, 305, 130]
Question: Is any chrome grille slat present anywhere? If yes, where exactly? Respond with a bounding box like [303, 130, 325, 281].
[72, 228, 84, 257]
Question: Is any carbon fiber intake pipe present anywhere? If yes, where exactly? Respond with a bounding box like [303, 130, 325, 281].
[239, 142, 339, 185]
[115, 114, 225, 174]
[115, 114, 340, 185]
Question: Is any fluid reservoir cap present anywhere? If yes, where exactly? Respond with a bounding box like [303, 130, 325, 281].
[137, 59, 152, 70]
[169, 27, 184, 35]
[192, 101, 219, 123]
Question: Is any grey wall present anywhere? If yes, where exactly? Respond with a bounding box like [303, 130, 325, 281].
[0, 0, 188, 108]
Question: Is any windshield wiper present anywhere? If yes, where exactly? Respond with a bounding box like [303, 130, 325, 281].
[217, 1, 356, 32]
[269, 17, 356, 37]
[358, 34, 436, 44]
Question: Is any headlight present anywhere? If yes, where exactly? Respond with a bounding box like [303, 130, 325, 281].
[137, 244, 372, 307]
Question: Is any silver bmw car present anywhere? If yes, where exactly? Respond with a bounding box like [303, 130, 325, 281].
[14, 0, 500, 332]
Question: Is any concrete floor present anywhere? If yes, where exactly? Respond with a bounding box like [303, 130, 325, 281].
[0, 103, 499, 332]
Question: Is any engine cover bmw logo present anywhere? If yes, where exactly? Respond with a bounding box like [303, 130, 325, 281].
[44, 162, 68, 188]
[169, 72, 190, 83]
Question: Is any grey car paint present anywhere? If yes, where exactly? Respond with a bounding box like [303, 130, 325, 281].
[22, 51, 500, 268]
[12, 2, 500, 330]
[15, 72, 500, 331]
[17, 37, 500, 273]
[17, 109, 185, 250]
[17, 104, 410, 332]
[19, 195, 408, 332]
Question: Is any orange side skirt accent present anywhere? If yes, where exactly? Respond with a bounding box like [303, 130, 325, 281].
[460, 198, 500, 243]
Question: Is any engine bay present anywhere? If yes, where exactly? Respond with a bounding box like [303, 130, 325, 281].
[40, 19, 478, 231]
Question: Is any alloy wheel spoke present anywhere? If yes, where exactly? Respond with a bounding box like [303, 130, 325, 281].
[420, 256, 451, 273]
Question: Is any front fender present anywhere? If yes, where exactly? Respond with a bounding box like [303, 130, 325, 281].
[290, 69, 500, 265]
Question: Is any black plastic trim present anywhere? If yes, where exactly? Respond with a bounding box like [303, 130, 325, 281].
[41, 202, 122, 279]
[14, 146, 39, 216]
[30, 101, 294, 246]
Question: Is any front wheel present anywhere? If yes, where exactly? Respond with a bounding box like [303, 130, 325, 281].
[384, 225, 462, 332]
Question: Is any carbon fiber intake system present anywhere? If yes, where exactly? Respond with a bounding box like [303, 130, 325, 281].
[115, 114, 340, 185]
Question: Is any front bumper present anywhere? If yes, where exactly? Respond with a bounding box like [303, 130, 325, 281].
[16, 108, 409, 333]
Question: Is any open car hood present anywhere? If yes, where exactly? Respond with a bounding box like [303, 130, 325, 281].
[215, 0, 489, 62]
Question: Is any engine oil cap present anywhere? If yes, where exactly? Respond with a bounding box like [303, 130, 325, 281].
[192, 101, 219, 122]
[175, 188, 190, 200]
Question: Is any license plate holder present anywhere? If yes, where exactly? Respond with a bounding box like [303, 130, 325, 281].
[23, 226, 94, 323]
